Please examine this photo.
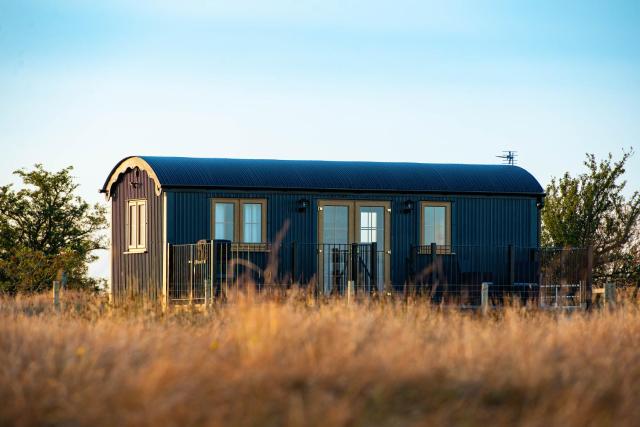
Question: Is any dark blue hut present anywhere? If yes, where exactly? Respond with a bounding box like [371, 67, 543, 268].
[101, 156, 546, 304]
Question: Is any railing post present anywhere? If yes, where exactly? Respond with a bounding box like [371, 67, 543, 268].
[212, 241, 218, 302]
[189, 245, 194, 305]
[291, 241, 297, 286]
[430, 242, 437, 290]
[350, 243, 358, 291]
[370, 242, 378, 294]
[481, 282, 490, 315]
[204, 279, 211, 306]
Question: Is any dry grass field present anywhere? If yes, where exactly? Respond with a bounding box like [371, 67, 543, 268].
[1, 291, 639, 427]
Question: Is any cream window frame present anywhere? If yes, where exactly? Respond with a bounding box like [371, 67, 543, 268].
[419, 201, 451, 254]
[210, 198, 268, 250]
[126, 199, 147, 253]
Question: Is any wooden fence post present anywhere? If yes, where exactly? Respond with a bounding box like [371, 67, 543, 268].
[481, 282, 490, 315]
[347, 280, 354, 304]
[52, 280, 61, 312]
[60, 270, 67, 290]
[204, 279, 211, 306]
[604, 283, 616, 309]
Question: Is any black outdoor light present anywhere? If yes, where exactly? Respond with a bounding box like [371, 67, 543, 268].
[297, 198, 310, 212]
[403, 200, 414, 213]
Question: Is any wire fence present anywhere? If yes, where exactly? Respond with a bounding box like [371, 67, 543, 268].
[408, 244, 591, 308]
[168, 241, 592, 309]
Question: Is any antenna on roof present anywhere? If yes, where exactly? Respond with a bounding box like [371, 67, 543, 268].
[496, 151, 517, 166]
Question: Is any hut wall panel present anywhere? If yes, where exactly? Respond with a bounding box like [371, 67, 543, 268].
[165, 190, 539, 287]
[110, 169, 163, 304]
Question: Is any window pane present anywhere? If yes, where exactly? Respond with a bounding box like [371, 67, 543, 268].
[243, 203, 262, 243]
[129, 203, 138, 248]
[423, 207, 433, 245]
[359, 207, 383, 245]
[359, 206, 385, 291]
[215, 203, 234, 240]
[138, 202, 146, 248]
[423, 205, 446, 246]
[434, 206, 445, 246]
[321, 205, 349, 295]
[323, 206, 349, 244]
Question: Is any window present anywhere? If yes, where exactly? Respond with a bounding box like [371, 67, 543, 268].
[214, 202, 235, 241]
[243, 203, 262, 243]
[126, 199, 147, 252]
[211, 199, 267, 244]
[359, 207, 383, 244]
[420, 201, 451, 251]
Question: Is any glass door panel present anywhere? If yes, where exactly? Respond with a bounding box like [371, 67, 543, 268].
[319, 201, 390, 294]
[323, 206, 349, 244]
[358, 206, 385, 292]
[321, 205, 350, 294]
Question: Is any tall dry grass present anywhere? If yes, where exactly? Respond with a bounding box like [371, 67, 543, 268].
[1, 291, 639, 427]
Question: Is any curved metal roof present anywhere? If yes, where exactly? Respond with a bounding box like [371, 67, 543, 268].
[101, 156, 545, 197]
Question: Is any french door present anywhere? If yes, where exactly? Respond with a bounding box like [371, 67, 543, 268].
[318, 200, 390, 294]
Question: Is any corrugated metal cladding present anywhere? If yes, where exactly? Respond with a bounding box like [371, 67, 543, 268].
[116, 156, 544, 195]
[166, 189, 540, 286]
[110, 168, 163, 303]
[106, 158, 544, 299]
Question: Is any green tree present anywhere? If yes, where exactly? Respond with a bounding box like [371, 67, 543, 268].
[542, 150, 640, 284]
[0, 165, 107, 293]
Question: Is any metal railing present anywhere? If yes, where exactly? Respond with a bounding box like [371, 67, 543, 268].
[294, 242, 385, 296]
[168, 240, 275, 304]
[408, 244, 591, 308]
[168, 241, 593, 309]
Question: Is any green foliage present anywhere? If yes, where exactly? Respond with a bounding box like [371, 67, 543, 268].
[542, 150, 640, 284]
[0, 165, 107, 293]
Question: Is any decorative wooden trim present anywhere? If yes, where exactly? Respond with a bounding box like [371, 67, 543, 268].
[103, 157, 162, 199]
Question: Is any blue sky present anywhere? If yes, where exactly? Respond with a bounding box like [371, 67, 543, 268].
[1, 0, 639, 279]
